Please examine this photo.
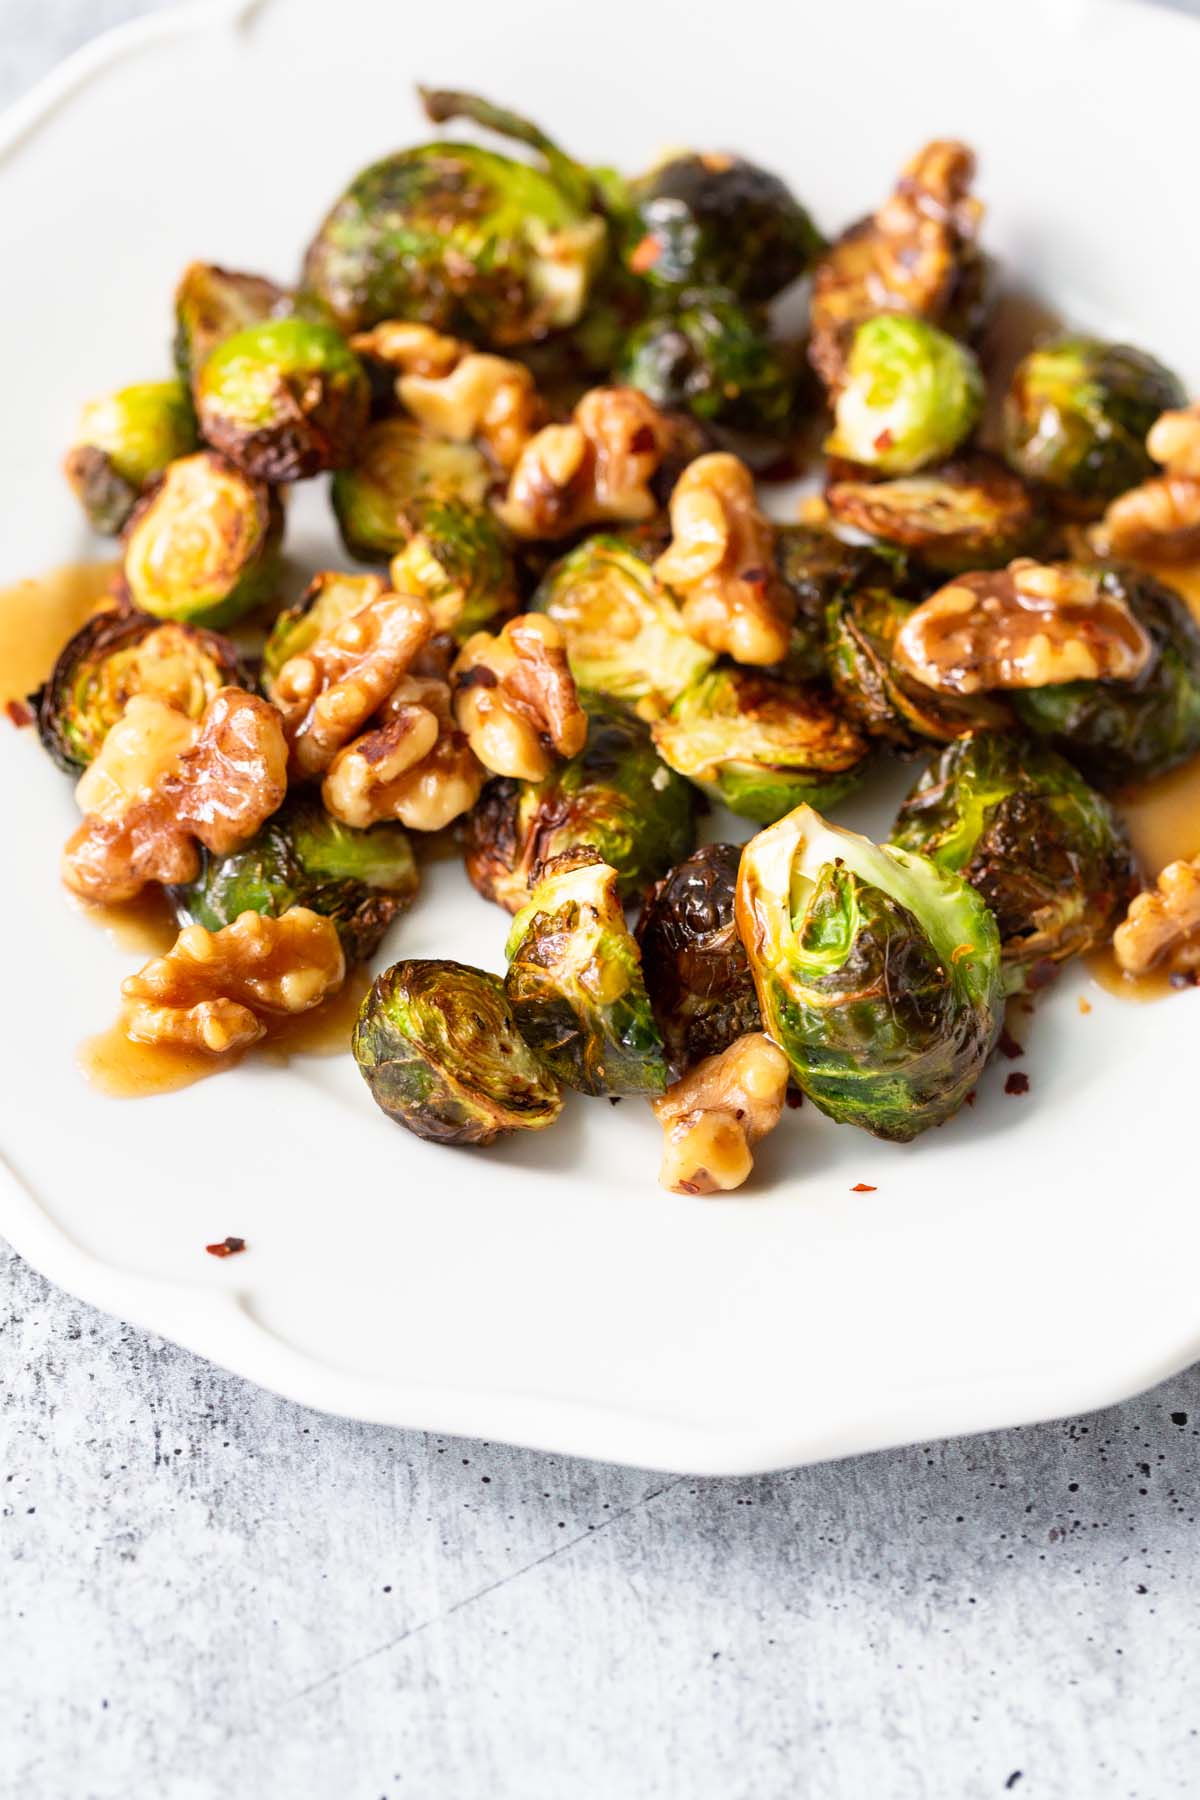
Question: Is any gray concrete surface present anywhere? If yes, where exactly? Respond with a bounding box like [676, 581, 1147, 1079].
[4, 5, 1200, 1797]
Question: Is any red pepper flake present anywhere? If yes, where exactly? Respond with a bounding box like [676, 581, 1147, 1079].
[1025, 958, 1059, 992]
[998, 1026, 1024, 1060]
[850, 1182, 877, 1193]
[873, 428, 895, 452]
[629, 233, 661, 275]
[1078, 996, 1092, 1016]
[964, 1089, 977, 1107]
[785, 1087, 804, 1110]
[1004, 1072, 1030, 1097]
[205, 1236, 246, 1258]
[4, 698, 34, 728]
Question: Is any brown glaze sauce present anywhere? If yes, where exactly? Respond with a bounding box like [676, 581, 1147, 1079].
[68, 888, 180, 957]
[0, 560, 120, 707]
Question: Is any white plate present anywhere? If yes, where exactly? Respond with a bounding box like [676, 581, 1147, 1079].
[2, 0, 1197, 1475]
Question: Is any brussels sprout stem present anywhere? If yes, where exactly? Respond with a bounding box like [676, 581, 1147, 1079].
[418, 85, 596, 215]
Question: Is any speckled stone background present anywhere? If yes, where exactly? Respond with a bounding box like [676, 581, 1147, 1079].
[4, 6, 1200, 1797]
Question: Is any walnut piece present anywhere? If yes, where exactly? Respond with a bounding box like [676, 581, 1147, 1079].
[350, 321, 464, 379]
[652, 1033, 790, 1196]
[63, 688, 287, 903]
[350, 323, 542, 472]
[1094, 404, 1200, 563]
[893, 559, 1153, 696]
[1113, 857, 1200, 979]
[322, 675, 485, 830]
[451, 614, 587, 781]
[121, 908, 345, 1054]
[653, 453, 793, 666]
[271, 586, 433, 776]
[496, 387, 670, 540]
[810, 139, 983, 391]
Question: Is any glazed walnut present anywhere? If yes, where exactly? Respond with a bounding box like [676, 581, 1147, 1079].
[651, 1032, 790, 1196]
[1094, 404, 1200, 563]
[451, 614, 587, 782]
[653, 453, 793, 666]
[1113, 857, 1200, 981]
[893, 559, 1153, 696]
[63, 688, 288, 904]
[809, 139, 984, 391]
[350, 321, 464, 379]
[121, 908, 345, 1054]
[271, 586, 433, 776]
[322, 675, 485, 831]
[350, 322, 542, 471]
[496, 387, 670, 540]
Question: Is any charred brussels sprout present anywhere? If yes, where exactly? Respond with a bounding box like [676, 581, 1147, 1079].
[826, 455, 1043, 573]
[194, 318, 369, 482]
[635, 843, 761, 1071]
[1011, 566, 1200, 784]
[36, 608, 240, 773]
[302, 90, 605, 345]
[389, 498, 519, 643]
[262, 570, 385, 690]
[892, 733, 1135, 981]
[773, 525, 910, 684]
[122, 452, 282, 628]
[64, 380, 198, 535]
[622, 153, 822, 302]
[652, 666, 869, 823]
[736, 805, 1003, 1140]
[826, 315, 983, 475]
[174, 262, 290, 386]
[826, 584, 1009, 748]
[172, 794, 418, 964]
[504, 848, 668, 1095]
[615, 290, 795, 441]
[530, 533, 715, 714]
[464, 700, 696, 912]
[331, 419, 493, 561]
[1002, 337, 1186, 507]
[353, 958, 563, 1145]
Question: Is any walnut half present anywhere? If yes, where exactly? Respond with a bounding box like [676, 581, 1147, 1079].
[652, 1033, 790, 1196]
[1094, 403, 1200, 564]
[653, 453, 793, 666]
[496, 387, 670, 540]
[351, 322, 543, 473]
[451, 614, 587, 782]
[322, 675, 485, 831]
[1113, 857, 1200, 980]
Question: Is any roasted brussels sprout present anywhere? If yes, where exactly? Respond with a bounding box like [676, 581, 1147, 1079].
[464, 699, 696, 912]
[826, 583, 1009, 749]
[635, 843, 761, 1072]
[261, 570, 387, 690]
[504, 848, 668, 1095]
[826, 455, 1043, 573]
[892, 733, 1135, 979]
[652, 665, 869, 823]
[194, 318, 369, 482]
[122, 452, 283, 628]
[1002, 336, 1186, 507]
[64, 380, 198, 536]
[302, 90, 606, 344]
[615, 289, 795, 441]
[388, 498, 519, 642]
[174, 262, 290, 386]
[772, 525, 911, 684]
[353, 958, 563, 1145]
[172, 793, 418, 964]
[530, 533, 715, 714]
[826, 315, 983, 475]
[331, 418, 493, 561]
[36, 608, 240, 774]
[736, 804, 1003, 1140]
[1011, 565, 1200, 784]
[622, 153, 822, 302]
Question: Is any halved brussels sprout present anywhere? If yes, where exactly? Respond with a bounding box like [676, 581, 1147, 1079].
[635, 842, 761, 1072]
[826, 455, 1043, 573]
[652, 665, 869, 824]
[1002, 336, 1186, 507]
[172, 793, 418, 964]
[64, 380, 198, 536]
[826, 583, 1010, 749]
[261, 570, 386, 691]
[1011, 565, 1200, 784]
[615, 289, 795, 441]
[122, 451, 283, 628]
[621, 153, 822, 302]
[736, 804, 1003, 1140]
[772, 525, 911, 684]
[504, 848, 668, 1096]
[353, 958, 564, 1145]
[530, 533, 715, 714]
[331, 418, 493, 562]
[388, 498, 519, 643]
[464, 699, 697, 912]
[892, 732, 1136, 981]
[826, 315, 984, 475]
[36, 608, 240, 774]
[194, 318, 369, 482]
[174, 262, 291, 386]
[302, 90, 606, 344]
